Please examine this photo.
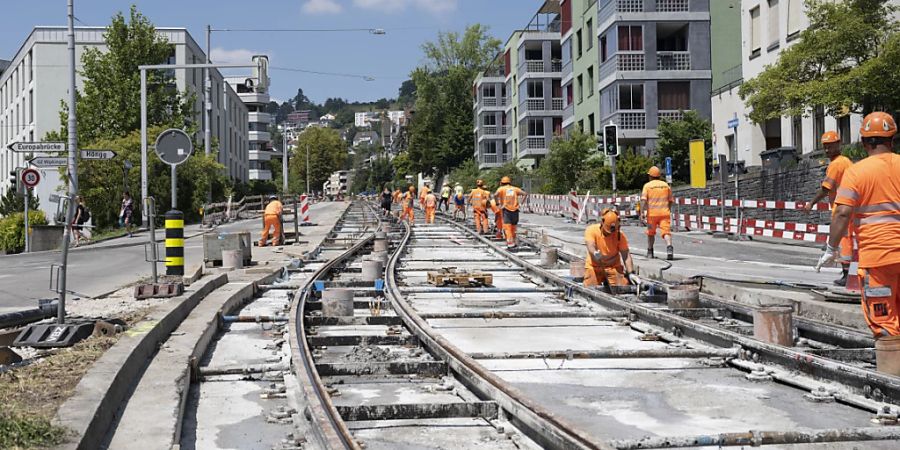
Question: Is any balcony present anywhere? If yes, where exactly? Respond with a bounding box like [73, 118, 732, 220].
[657, 51, 691, 71]
[551, 97, 564, 110]
[563, 102, 574, 119]
[237, 92, 269, 105]
[656, 0, 689, 12]
[480, 97, 508, 108]
[477, 152, 512, 168]
[249, 149, 273, 161]
[521, 98, 565, 113]
[248, 111, 271, 124]
[609, 111, 647, 130]
[480, 125, 509, 137]
[249, 169, 272, 181]
[600, 52, 646, 79]
[520, 60, 563, 74]
[526, 98, 545, 111]
[248, 130, 271, 142]
[600, 0, 645, 22]
[658, 110, 685, 123]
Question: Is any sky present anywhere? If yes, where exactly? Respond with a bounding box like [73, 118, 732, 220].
[1, 0, 544, 104]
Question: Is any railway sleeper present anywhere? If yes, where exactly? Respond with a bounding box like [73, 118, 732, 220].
[307, 334, 417, 347]
[315, 360, 447, 377]
[335, 400, 499, 422]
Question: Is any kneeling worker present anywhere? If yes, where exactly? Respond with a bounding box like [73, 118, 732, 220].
[585, 209, 640, 290]
[260, 195, 284, 246]
[641, 166, 675, 260]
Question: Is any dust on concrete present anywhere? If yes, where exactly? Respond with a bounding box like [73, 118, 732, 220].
[344, 345, 394, 363]
[66, 281, 172, 320]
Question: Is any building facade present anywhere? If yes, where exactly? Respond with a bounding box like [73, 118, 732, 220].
[473, 61, 509, 169]
[0, 26, 250, 219]
[709, 0, 892, 166]
[226, 55, 273, 181]
[596, 0, 712, 151]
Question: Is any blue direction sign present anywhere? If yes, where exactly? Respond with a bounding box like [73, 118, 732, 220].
[728, 114, 739, 129]
[665, 156, 673, 184]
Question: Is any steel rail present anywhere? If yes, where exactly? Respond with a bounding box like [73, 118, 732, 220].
[289, 205, 379, 450]
[385, 216, 614, 450]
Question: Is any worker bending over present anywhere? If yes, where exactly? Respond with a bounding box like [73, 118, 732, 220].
[641, 166, 675, 260]
[424, 190, 438, 224]
[584, 209, 640, 291]
[822, 112, 900, 342]
[495, 176, 527, 249]
[401, 185, 416, 223]
[490, 198, 504, 240]
[453, 183, 466, 221]
[805, 131, 855, 286]
[259, 195, 284, 246]
[468, 180, 491, 234]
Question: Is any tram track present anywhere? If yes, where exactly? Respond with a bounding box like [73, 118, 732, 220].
[290, 202, 900, 449]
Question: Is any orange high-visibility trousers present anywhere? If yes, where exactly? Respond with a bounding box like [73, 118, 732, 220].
[494, 211, 504, 239]
[425, 206, 436, 224]
[859, 262, 900, 337]
[259, 214, 282, 246]
[473, 208, 489, 233]
[401, 207, 414, 223]
[584, 265, 627, 287]
[839, 226, 855, 266]
[503, 224, 517, 246]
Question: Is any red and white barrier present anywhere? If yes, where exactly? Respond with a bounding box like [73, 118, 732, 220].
[569, 191, 579, 221]
[300, 194, 311, 224]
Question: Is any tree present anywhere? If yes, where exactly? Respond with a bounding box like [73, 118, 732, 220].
[580, 150, 655, 193]
[289, 127, 348, 194]
[537, 128, 596, 194]
[421, 24, 503, 73]
[739, 0, 900, 121]
[0, 189, 40, 218]
[448, 159, 481, 192]
[397, 79, 416, 106]
[656, 110, 712, 183]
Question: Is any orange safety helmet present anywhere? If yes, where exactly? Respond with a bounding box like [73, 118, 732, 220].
[647, 166, 662, 178]
[408, 185, 415, 192]
[600, 208, 620, 234]
[500, 176, 511, 184]
[476, 179, 484, 187]
[860, 112, 897, 138]
[820, 131, 841, 144]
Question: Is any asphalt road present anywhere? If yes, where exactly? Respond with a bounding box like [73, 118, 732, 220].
[0, 203, 328, 314]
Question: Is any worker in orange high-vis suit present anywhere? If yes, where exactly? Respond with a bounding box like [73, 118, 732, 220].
[424, 190, 438, 224]
[822, 112, 900, 344]
[392, 188, 402, 217]
[468, 180, 491, 234]
[641, 166, 675, 260]
[584, 209, 640, 292]
[259, 195, 284, 246]
[419, 181, 431, 211]
[804, 131, 855, 286]
[490, 198, 504, 240]
[400, 185, 416, 223]
[495, 176, 528, 249]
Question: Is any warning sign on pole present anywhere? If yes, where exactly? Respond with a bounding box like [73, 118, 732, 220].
[689, 140, 707, 189]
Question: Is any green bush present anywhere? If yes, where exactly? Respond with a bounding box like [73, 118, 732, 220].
[0, 211, 48, 253]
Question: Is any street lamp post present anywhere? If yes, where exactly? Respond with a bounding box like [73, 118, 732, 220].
[57, 0, 80, 324]
[282, 132, 289, 194]
[306, 144, 310, 195]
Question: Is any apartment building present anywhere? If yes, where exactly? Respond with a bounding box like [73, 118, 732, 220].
[710, 0, 887, 166]
[561, 0, 601, 135]
[473, 60, 510, 169]
[226, 55, 273, 181]
[0, 26, 250, 219]
[596, 0, 712, 151]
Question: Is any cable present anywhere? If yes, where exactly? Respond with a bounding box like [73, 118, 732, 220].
[270, 66, 375, 81]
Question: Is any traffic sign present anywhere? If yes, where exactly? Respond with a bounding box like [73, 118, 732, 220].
[7, 142, 66, 153]
[728, 113, 739, 129]
[665, 156, 673, 184]
[29, 157, 68, 168]
[154, 129, 193, 166]
[21, 168, 40, 189]
[80, 149, 117, 160]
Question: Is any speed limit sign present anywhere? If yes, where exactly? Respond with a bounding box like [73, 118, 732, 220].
[21, 168, 40, 189]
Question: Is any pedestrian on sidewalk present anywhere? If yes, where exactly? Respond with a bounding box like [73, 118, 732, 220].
[439, 182, 452, 212]
[119, 191, 135, 238]
[452, 183, 466, 221]
[424, 190, 438, 224]
[823, 112, 900, 343]
[804, 131, 855, 286]
[468, 180, 491, 234]
[494, 176, 527, 250]
[584, 209, 639, 293]
[640, 167, 674, 260]
[71, 196, 90, 247]
[259, 195, 284, 246]
[401, 185, 416, 223]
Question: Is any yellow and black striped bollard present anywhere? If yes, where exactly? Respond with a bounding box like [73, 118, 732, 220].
[165, 210, 184, 276]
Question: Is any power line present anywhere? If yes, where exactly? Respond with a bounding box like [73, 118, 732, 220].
[270, 66, 375, 81]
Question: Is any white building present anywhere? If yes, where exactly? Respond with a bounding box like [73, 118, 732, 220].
[0, 26, 249, 220]
[324, 170, 351, 196]
[711, 0, 879, 167]
[226, 55, 273, 181]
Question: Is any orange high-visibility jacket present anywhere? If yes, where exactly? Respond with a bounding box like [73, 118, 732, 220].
[264, 200, 283, 216]
[495, 185, 524, 211]
[641, 180, 673, 217]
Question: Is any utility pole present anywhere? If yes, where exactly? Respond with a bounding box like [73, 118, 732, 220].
[282, 132, 289, 194]
[58, 0, 80, 324]
[306, 144, 310, 195]
[204, 25, 211, 156]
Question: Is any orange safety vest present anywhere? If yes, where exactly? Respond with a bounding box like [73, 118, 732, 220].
[469, 188, 489, 209]
[495, 185, 523, 211]
[264, 200, 283, 216]
[641, 180, 673, 217]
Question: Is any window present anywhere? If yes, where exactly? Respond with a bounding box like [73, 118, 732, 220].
[576, 29, 583, 58]
[657, 82, 690, 110]
[618, 83, 644, 110]
[792, 115, 803, 151]
[482, 114, 496, 126]
[618, 26, 643, 51]
[813, 106, 825, 150]
[528, 119, 545, 136]
[787, 0, 803, 36]
[482, 85, 496, 98]
[750, 7, 762, 57]
[576, 75, 583, 103]
[587, 67, 594, 97]
[838, 115, 851, 144]
[28, 89, 33, 123]
[767, 0, 780, 49]
[586, 19, 593, 50]
[527, 81, 543, 98]
[600, 36, 608, 62]
[588, 113, 595, 135]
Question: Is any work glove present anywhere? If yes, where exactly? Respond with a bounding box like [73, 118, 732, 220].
[815, 244, 839, 272]
[627, 272, 641, 286]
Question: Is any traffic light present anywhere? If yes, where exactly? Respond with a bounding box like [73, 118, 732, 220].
[8, 169, 24, 197]
[603, 123, 619, 157]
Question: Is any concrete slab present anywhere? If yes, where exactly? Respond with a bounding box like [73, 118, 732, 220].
[436, 323, 670, 354]
[346, 418, 525, 450]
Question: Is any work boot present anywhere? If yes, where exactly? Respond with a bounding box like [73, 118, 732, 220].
[834, 267, 849, 287]
[666, 245, 674, 261]
[647, 248, 654, 259]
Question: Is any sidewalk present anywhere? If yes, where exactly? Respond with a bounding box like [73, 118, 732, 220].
[518, 212, 868, 331]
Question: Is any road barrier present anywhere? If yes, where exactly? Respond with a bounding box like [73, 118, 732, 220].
[201, 195, 265, 227]
[165, 210, 185, 276]
[300, 194, 311, 224]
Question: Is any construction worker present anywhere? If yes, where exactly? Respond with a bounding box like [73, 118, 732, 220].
[439, 182, 452, 212]
[419, 181, 431, 210]
[495, 176, 527, 249]
[469, 180, 491, 234]
[822, 112, 900, 340]
[453, 183, 466, 221]
[400, 185, 416, 223]
[259, 195, 284, 246]
[641, 166, 675, 260]
[584, 209, 640, 291]
[424, 190, 438, 224]
[490, 197, 504, 240]
[804, 131, 855, 285]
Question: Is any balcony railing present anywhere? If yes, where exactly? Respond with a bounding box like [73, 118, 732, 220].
[526, 98, 545, 111]
[551, 97, 564, 110]
[526, 60, 544, 73]
[481, 125, 509, 136]
[658, 110, 685, 123]
[657, 51, 691, 70]
[478, 153, 511, 165]
[481, 97, 508, 107]
[522, 60, 563, 74]
[600, 0, 644, 22]
[608, 111, 647, 130]
[656, 0, 689, 12]
[524, 136, 549, 150]
[564, 102, 574, 119]
[602, 52, 647, 78]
